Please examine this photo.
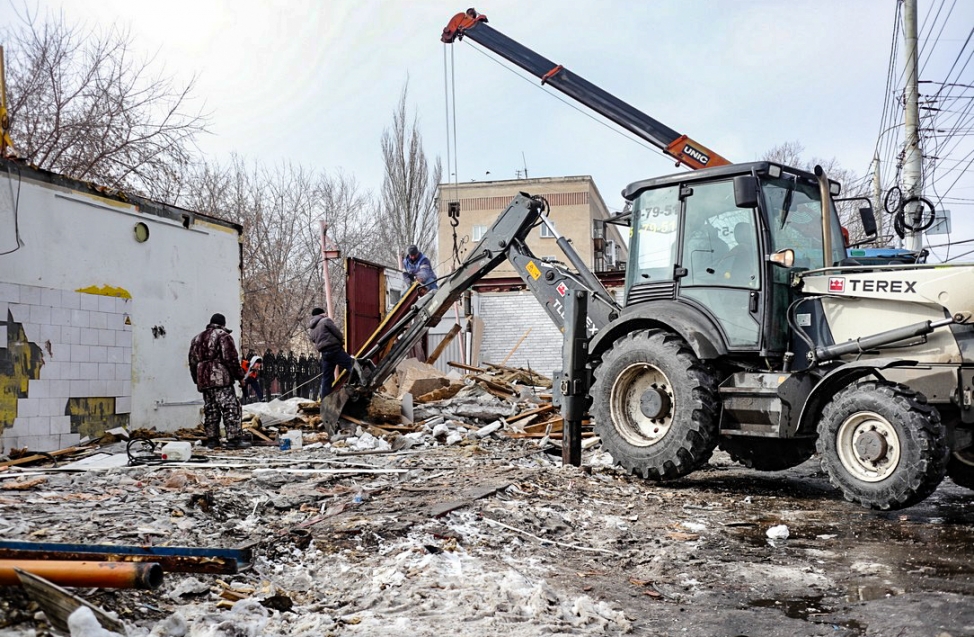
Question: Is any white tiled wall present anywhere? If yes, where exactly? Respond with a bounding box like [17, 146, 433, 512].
[476, 286, 626, 378]
[0, 283, 133, 452]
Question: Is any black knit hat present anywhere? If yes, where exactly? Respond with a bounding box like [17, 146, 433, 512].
[407, 244, 419, 257]
[209, 313, 226, 326]
[311, 307, 325, 316]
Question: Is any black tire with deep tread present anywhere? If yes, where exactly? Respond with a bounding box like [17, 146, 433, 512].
[817, 380, 948, 510]
[718, 436, 817, 472]
[947, 450, 974, 491]
[591, 329, 720, 481]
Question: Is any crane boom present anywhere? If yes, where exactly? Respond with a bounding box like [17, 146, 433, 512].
[441, 9, 730, 170]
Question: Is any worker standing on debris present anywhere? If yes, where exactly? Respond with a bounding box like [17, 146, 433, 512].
[402, 244, 438, 295]
[189, 313, 251, 449]
[241, 355, 263, 403]
[309, 308, 356, 399]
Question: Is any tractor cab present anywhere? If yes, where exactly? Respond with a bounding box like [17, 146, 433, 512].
[619, 162, 846, 357]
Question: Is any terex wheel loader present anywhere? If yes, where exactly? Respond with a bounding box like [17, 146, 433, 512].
[330, 9, 972, 510]
[333, 162, 973, 511]
[583, 161, 972, 511]
[430, 8, 973, 509]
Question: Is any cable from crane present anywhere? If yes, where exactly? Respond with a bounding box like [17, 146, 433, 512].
[443, 42, 468, 364]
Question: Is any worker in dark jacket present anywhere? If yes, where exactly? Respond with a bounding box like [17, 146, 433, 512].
[309, 308, 355, 399]
[189, 313, 250, 449]
[402, 244, 438, 295]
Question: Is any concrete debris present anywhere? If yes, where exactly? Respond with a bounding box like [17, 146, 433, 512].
[0, 358, 970, 636]
[765, 524, 790, 540]
[67, 606, 125, 637]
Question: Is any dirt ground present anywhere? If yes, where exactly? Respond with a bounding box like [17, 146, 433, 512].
[1, 433, 972, 637]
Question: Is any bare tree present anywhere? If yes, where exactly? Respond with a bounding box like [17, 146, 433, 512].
[762, 142, 874, 244]
[3, 8, 207, 198]
[180, 157, 375, 354]
[304, 170, 378, 327]
[378, 84, 442, 269]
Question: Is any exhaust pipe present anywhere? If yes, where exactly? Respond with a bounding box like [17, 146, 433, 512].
[814, 165, 833, 267]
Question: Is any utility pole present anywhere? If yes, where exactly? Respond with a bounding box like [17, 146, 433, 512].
[902, 0, 924, 251]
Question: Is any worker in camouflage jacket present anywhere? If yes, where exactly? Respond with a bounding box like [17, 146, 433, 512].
[188, 313, 250, 449]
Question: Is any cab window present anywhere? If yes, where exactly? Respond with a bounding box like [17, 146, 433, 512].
[626, 185, 680, 287]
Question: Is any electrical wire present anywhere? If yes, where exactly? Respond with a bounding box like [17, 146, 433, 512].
[871, 2, 905, 194]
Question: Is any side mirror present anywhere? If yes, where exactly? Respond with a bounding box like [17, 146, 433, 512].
[733, 175, 759, 209]
[859, 205, 877, 238]
[834, 196, 879, 247]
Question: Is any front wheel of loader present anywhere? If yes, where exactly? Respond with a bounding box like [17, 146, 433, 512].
[591, 329, 720, 480]
[817, 380, 948, 510]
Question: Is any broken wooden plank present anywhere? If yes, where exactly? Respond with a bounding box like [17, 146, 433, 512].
[448, 361, 487, 373]
[426, 323, 462, 366]
[506, 404, 556, 423]
[473, 376, 516, 396]
[500, 327, 532, 366]
[508, 414, 539, 431]
[243, 426, 274, 444]
[429, 483, 509, 518]
[524, 416, 564, 434]
[16, 569, 126, 634]
[505, 432, 596, 439]
[371, 423, 421, 433]
[0, 447, 84, 469]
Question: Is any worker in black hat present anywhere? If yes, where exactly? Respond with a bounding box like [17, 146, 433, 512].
[402, 244, 438, 296]
[188, 313, 250, 449]
[308, 307, 357, 399]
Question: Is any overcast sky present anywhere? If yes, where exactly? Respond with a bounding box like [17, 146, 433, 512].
[4, 1, 972, 258]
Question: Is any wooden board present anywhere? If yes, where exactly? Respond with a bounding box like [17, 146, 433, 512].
[0, 447, 83, 469]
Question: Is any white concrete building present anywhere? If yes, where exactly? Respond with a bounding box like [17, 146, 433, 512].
[0, 157, 243, 452]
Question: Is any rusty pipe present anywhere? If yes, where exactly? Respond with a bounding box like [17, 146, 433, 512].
[0, 560, 163, 589]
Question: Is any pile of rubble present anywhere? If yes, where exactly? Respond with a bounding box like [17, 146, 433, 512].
[0, 364, 632, 636]
[232, 359, 589, 452]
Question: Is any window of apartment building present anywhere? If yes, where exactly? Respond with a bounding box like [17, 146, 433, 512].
[472, 225, 487, 242]
[540, 224, 555, 238]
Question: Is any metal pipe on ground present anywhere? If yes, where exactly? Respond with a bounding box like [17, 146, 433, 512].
[0, 549, 237, 575]
[0, 560, 163, 589]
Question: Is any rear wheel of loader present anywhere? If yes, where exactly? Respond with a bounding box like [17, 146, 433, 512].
[718, 437, 816, 471]
[817, 380, 948, 510]
[946, 448, 974, 491]
[591, 329, 719, 480]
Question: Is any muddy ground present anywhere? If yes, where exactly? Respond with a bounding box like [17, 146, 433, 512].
[0, 434, 972, 637]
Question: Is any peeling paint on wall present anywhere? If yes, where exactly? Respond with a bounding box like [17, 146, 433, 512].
[0, 312, 45, 433]
[0, 283, 133, 451]
[66, 397, 129, 440]
[75, 285, 132, 299]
